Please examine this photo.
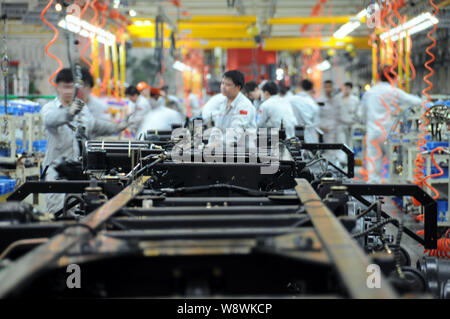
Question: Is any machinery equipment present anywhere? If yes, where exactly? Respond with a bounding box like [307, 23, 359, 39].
[0, 127, 447, 299]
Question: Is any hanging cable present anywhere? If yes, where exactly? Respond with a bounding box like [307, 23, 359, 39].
[412, 0, 439, 205]
[424, 230, 450, 258]
[89, 0, 100, 79]
[41, 0, 63, 87]
[421, 147, 446, 199]
[1, 14, 9, 114]
[80, 0, 93, 71]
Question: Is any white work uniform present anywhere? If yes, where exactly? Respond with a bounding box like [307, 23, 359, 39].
[335, 93, 361, 149]
[202, 93, 227, 127]
[87, 95, 111, 121]
[166, 94, 186, 116]
[136, 104, 185, 138]
[188, 93, 201, 117]
[362, 82, 422, 183]
[317, 94, 341, 143]
[317, 94, 346, 164]
[128, 95, 151, 135]
[41, 98, 122, 214]
[257, 95, 296, 139]
[209, 92, 257, 148]
[288, 92, 320, 143]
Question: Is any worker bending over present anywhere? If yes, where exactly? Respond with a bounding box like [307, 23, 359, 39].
[257, 81, 295, 139]
[244, 81, 264, 111]
[136, 88, 185, 138]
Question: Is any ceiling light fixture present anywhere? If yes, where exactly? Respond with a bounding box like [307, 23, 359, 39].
[58, 15, 116, 46]
[380, 12, 439, 42]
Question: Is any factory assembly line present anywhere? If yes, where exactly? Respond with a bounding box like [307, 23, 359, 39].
[0, 130, 447, 299]
[0, 0, 449, 302]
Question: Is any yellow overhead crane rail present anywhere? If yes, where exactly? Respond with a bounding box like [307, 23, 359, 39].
[133, 37, 370, 50]
[179, 15, 257, 24]
[268, 16, 366, 25]
[265, 36, 369, 50]
[129, 17, 370, 50]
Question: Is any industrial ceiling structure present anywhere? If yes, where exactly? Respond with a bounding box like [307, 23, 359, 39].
[124, 0, 374, 50]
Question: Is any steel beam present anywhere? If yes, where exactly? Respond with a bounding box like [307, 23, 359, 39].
[0, 176, 149, 298]
[295, 178, 397, 299]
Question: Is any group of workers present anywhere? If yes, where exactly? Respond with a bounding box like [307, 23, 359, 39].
[41, 67, 422, 213]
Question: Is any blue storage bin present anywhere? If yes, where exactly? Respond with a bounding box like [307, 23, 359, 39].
[9, 100, 41, 114]
[32, 140, 47, 152]
[437, 201, 448, 223]
[425, 141, 449, 150]
[0, 148, 11, 157]
[392, 197, 403, 208]
[0, 178, 15, 195]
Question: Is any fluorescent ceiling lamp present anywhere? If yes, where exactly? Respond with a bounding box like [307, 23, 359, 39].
[333, 5, 376, 39]
[58, 15, 116, 45]
[317, 60, 331, 71]
[333, 21, 361, 39]
[380, 12, 439, 42]
[173, 61, 191, 72]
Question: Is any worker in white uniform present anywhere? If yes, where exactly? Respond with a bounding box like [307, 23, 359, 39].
[257, 81, 295, 139]
[125, 85, 152, 136]
[75, 68, 111, 123]
[335, 82, 361, 150]
[288, 79, 320, 143]
[316, 80, 345, 164]
[201, 93, 226, 127]
[362, 68, 422, 183]
[188, 90, 201, 118]
[137, 81, 151, 99]
[136, 88, 185, 138]
[41, 68, 128, 214]
[244, 81, 264, 111]
[317, 80, 341, 143]
[161, 85, 186, 116]
[207, 70, 256, 148]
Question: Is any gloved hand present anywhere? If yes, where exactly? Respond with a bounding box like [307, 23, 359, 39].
[117, 120, 129, 131]
[68, 98, 85, 117]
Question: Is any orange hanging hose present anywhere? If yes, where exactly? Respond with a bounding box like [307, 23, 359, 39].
[414, 147, 445, 223]
[80, 0, 92, 69]
[425, 230, 450, 258]
[416, 147, 447, 257]
[412, 0, 438, 205]
[422, 147, 445, 199]
[360, 135, 369, 181]
[419, 230, 450, 258]
[41, 0, 63, 87]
